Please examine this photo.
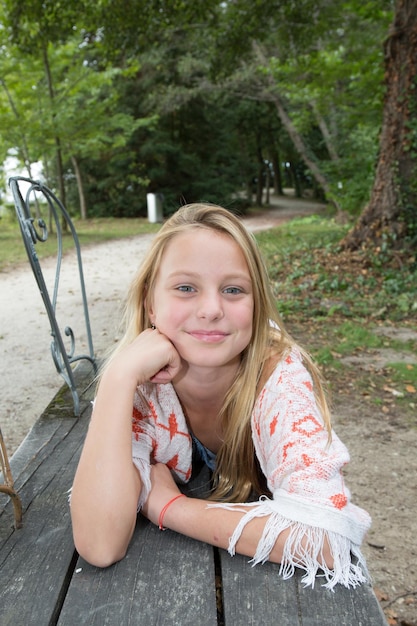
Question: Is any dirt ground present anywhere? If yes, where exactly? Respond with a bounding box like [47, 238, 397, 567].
[1, 195, 416, 625]
[289, 320, 417, 626]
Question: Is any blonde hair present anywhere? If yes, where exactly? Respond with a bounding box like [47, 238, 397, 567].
[106, 203, 331, 502]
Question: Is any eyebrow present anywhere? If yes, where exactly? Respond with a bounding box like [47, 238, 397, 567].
[167, 270, 251, 283]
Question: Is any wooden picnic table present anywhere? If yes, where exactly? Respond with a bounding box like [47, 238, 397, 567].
[0, 364, 388, 625]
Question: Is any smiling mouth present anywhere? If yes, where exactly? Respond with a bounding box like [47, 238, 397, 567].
[188, 330, 229, 343]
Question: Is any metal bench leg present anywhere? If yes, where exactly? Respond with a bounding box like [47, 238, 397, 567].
[0, 428, 23, 529]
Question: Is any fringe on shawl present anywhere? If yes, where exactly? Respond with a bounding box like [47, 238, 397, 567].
[207, 498, 369, 590]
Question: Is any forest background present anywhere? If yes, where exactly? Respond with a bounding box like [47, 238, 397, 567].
[0, 0, 415, 253]
[1, 2, 417, 624]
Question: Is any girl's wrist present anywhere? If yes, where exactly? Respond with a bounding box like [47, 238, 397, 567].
[158, 494, 187, 530]
[102, 361, 143, 392]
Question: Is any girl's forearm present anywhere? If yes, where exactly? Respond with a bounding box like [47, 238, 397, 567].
[160, 496, 285, 562]
[70, 369, 141, 567]
[159, 496, 334, 569]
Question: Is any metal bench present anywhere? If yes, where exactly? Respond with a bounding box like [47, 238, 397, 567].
[8, 176, 97, 417]
[1, 176, 99, 533]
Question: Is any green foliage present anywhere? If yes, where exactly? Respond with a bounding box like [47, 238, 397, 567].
[255, 1, 391, 214]
[323, 124, 379, 214]
[256, 215, 417, 322]
[0, 0, 402, 223]
[387, 362, 417, 396]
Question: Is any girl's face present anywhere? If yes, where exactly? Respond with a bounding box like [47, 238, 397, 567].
[148, 228, 254, 371]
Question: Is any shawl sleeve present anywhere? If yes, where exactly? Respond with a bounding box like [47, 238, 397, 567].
[209, 350, 372, 589]
[131, 383, 193, 510]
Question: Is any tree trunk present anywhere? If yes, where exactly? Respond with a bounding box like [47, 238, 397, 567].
[256, 166, 264, 205]
[310, 100, 340, 163]
[342, 0, 417, 250]
[71, 156, 87, 219]
[265, 168, 271, 205]
[42, 43, 66, 209]
[252, 41, 343, 214]
[269, 146, 283, 195]
[273, 94, 339, 205]
[289, 163, 302, 198]
[256, 141, 264, 206]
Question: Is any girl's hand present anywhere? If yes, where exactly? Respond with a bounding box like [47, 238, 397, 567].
[108, 328, 182, 388]
[141, 463, 182, 527]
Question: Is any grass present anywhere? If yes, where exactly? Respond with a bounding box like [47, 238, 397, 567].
[386, 362, 417, 395]
[255, 216, 417, 413]
[0, 215, 160, 271]
[256, 215, 417, 322]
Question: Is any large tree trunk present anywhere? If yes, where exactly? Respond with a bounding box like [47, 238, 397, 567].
[342, 0, 417, 250]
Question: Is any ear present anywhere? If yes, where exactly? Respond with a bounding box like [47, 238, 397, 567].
[144, 294, 155, 324]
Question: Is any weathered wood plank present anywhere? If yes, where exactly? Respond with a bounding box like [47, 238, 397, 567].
[219, 550, 302, 626]
[219, 551, 388, 626]
[58, 515, 218, 626]
[0, 364, 94, 522]
[0, 363, 389, 626]
[0, 417, 80, 524]
[297, 578, 388, 626]
[0, 409, 88, 624]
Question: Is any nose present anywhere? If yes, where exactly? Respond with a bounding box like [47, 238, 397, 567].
[197, 291, 224, 321]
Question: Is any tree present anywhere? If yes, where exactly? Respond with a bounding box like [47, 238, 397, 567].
[82, 23, 266, 216]
[342, 0, 417, 249]
[212, 0, 392, 214]
[1, 0, 401, 220]
[52, 47, 148, 219]
[1, 0, 93, 205]
[0, 1, 150, 218]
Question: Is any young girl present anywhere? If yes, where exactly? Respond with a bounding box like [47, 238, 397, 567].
[70, 203, 371, 589]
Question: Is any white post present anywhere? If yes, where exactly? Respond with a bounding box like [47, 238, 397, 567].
[146, 193, 163, 223]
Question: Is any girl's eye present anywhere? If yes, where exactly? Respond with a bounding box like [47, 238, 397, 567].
[223, 286, 243, 294]
[177, 285, 195, 292]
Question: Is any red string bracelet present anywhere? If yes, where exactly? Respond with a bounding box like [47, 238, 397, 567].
[158, 494, 186, 531]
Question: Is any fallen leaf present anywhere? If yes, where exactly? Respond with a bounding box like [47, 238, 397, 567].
[386, 608, 398, 624]
[374, 587, 389, 601]
[383, 385, 404, 397]
[405, 384, 416, 393]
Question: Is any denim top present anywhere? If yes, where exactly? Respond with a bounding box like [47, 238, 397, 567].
[191, 432, 217, 471]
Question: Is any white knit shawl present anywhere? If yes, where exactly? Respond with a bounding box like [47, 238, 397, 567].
[131, 349, 371, 589]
